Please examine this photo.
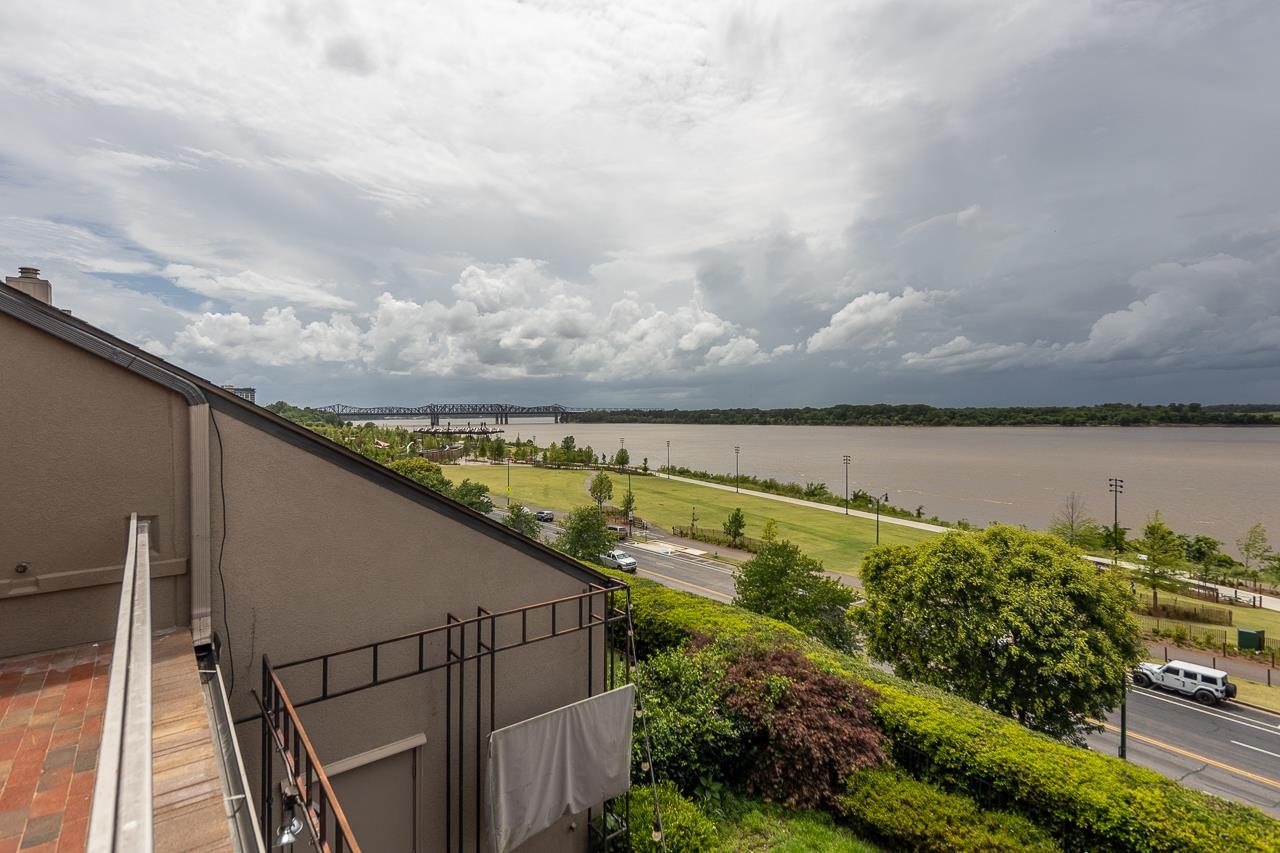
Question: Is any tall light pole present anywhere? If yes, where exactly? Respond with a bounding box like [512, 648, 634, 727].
[1108, 477, 1124, 568]
[873, 492, 888, 545]
[1109, 476, 1126, 760]
[734, 446, 740, 493]
[666, 440, 670, 479]
[506, 450, 512, 506]
[842, 454, 851, 515]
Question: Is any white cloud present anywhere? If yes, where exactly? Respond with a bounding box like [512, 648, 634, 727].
[160, 264, 356, 310]
[806, 287, 941, 353]
[161, 260, 775, 381]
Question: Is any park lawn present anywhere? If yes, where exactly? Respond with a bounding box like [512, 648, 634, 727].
[443, 462, 935, 573]
[1137, 584, 1280, 639]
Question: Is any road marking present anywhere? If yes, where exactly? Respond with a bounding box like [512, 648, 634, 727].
[1231, 740, 1280, 759]
[1128, 687, 1280, 737]
[1096, 722, 1280, 790]
[636, 568, 732, 602]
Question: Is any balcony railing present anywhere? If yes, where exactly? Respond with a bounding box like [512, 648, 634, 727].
[87, 513, 154, 853]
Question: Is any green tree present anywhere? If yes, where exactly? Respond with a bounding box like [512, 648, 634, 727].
[451, 479, 493, 513]
[387, 457, 452, 493]
[555, 506, 614, 562]
[1047, 492, 1104, 549]
[860, 525, 1143, 743]
[760, 518, 779, 542]
[620, 488, 636, 527]
[1136, 511, 1186, 612]
[722, 508, 747, 546]
[589, 470, 614, 511]
[614, 447, 630, 467]
[1237, 523, 1271, 574]
[501, 502, 540, 539]
[733, 539, 858, 652]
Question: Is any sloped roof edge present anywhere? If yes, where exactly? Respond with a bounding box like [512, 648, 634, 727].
[0, 282, 621, 590]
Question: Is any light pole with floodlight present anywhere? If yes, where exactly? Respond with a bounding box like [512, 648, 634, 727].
[1109, 476, 1126, 760]
[734, 446, 740, 493]
[842, 455, 851, 515]
[872, 492, 889, 545]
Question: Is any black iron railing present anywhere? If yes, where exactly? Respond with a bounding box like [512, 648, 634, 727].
[255, 663, 360, 852]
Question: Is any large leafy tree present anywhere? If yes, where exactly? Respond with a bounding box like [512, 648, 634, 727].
[1135, 511, 1186, 611]
[555, 506, 614, 562]
[501, 502, 540, 539]
[387, 457, 452, 493]
[451, 479, 493, 513]
[722, 508, 747, 546]
[1237, 523, 1271, 574]
[860, 525, 1143, 743]
[589, 470, 614, 510]
[733, 539, 858, 652]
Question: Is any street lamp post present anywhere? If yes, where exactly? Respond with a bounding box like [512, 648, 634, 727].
[873, 492, 889, 545]
[666, 440, 670, 479]
[734, 446, 740, 493]
[627, 468, 633, 538]
[506, 451, 512, 506]
[1109, 475, 1126, 759]
[842, 455, 851, 515]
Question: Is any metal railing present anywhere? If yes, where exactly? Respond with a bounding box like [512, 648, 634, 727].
[256, 664, 359, 853]
[87, 514, 154, 853]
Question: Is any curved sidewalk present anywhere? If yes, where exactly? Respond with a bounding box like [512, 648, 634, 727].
[661, 474, 949, 533]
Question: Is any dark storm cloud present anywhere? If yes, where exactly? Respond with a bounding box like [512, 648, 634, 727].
[0, 1, 1277, 406]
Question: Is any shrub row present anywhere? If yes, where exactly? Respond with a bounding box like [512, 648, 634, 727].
[615, 573, 1280, 853]
[839, 769, 1061, 852]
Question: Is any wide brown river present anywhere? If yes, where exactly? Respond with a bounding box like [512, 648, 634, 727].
[377, 420, 1278, 555]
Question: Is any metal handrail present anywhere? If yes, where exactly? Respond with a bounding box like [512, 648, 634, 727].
[256, 661, 360, 852]
[278, 584, 624, 671]
[88, 513, 153, 852]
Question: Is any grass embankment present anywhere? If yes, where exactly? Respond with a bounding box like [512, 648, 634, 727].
[446, 463, 935, 572]
[716, 797, 882, 852]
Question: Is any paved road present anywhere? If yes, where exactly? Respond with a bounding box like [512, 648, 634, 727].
[1087, 686, 1280, 816]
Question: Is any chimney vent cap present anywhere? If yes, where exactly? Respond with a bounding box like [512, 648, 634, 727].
[18, 267, 40, 278]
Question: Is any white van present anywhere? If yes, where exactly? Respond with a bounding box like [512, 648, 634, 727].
[1132, 660, 1237, 705]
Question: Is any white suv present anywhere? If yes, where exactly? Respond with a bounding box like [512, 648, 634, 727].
[1132, 660, 1237, 705]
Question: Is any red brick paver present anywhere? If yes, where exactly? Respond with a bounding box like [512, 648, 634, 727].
[0, 643, 112, 852]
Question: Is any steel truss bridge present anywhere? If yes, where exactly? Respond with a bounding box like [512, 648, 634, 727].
[318, 402, 581, 424]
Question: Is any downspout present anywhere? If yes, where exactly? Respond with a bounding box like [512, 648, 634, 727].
[0, 286, 213, 645]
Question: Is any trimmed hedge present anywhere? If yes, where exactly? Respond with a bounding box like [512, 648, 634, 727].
[615, 574, 1280, 853]
[839, 769, 1061, 852]
[627, 782, 720, 853]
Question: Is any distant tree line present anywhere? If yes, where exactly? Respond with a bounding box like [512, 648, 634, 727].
[571, 402, 1280, 427]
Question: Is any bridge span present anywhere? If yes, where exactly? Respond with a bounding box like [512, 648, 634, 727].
[319, 402, 580, 425]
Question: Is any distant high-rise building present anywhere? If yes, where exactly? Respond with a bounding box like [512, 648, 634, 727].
[220, 384, 256, 403]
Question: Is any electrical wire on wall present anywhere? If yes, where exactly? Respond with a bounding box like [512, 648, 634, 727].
[211, 410, 235, 696]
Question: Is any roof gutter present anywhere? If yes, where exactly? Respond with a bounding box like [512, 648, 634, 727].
[0, 285, 214, 645]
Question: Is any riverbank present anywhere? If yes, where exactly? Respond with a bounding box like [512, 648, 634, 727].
[444, 462, 936, 571]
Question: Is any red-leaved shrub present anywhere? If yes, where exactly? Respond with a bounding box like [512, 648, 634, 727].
[719, 646, 886, 809]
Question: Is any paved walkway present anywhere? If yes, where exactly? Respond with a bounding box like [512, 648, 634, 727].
[660, 474, 949, 533]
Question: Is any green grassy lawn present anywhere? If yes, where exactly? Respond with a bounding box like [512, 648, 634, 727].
[446, 463, 936, 573]
[715, 796, 882, 853]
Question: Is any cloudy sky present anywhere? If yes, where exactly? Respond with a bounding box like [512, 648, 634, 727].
[3, 1, 1278, 408]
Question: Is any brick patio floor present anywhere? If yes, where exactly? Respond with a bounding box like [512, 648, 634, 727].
[0, 642, 112, 853]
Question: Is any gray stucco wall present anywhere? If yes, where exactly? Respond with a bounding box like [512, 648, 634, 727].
[0, 312, 191, 656]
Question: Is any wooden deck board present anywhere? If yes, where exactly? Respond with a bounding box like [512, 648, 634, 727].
[151, 631, 234, 853]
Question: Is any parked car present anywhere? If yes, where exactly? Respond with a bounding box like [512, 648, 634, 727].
[534, 510, 554, 522]
[606, 524, 628, 540]
[598, 549, 638, 572]
[1132, 660, 1237, 705]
